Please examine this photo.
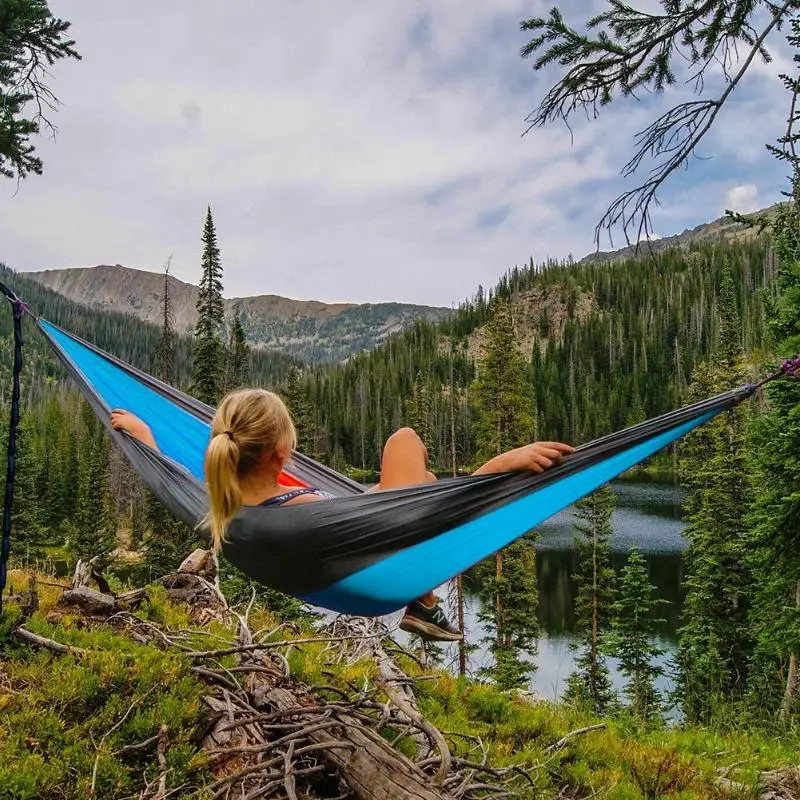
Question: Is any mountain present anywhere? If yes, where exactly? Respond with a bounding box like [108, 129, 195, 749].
[25, 265, 449, 363]
[579, 203, 778, 263]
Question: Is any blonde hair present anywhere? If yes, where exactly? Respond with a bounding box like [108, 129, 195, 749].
[203, 388, 297, 552]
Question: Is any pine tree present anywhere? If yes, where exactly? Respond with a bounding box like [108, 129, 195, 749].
[406, 371, 432, 458]
[283, 366, 315, 455]
[0, 0, 81, 180]
[10, 414, 47, 561]
[564, 485, 616, 714]
[676, 262, 753, 722]
[225, 313, 250, 392]
[472, 299, 535, 462]
[747, 173, 800, 722]
[69, 405, 117, 559]
[472, 298, 539, 688]
[156, 256, 176, 384]
[192, 206, 225, 405]
[477, 533, 540, 690]
[607, 548, 666, 720]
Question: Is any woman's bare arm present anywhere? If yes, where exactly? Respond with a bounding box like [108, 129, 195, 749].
[110, 409, 159, 451]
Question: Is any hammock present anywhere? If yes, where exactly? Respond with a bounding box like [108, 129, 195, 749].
[3, 281, 798, 616]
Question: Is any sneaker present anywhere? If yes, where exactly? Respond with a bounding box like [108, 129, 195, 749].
[399, 598, 463, 642]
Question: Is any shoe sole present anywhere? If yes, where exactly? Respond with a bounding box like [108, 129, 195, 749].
[399, 616, 463, 642]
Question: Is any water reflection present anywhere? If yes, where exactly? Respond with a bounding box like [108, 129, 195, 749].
[404, 481, 688, 703]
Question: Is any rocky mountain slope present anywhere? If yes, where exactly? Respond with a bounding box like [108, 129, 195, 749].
[27, 264, 448, 363]
[580, 203, 776, 263]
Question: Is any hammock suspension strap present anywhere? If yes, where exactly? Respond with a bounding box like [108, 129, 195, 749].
[0, 279, 27, 615]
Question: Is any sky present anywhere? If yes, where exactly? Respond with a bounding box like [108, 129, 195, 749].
[1, 1, 794, 306]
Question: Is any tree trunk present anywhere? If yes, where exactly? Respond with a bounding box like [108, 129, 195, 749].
[780, 580, 800, 723]
[590, 523, 599, 707]
[456, 575, 467, 676]
[266, 687, 452, 800]
[495, 551, 503, 646]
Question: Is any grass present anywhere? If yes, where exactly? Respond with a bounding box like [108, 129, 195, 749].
[1, 569, 797, 800]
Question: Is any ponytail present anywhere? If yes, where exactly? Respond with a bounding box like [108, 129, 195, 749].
[203, 431, 242, 552]
[202, 388, 297, 553]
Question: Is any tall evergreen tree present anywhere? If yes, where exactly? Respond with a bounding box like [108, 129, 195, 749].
[477, 533, 540, 690]
[225, 312, 250, 392]
[607, 547, 665, 720]
[283, 366, 315, 455]
[156, 257, 176, 385]
[472, 299, 536, 462]
[10, 414, 46, 560]
[564, 484, 616, 714]
[747, 174, 800, 721]
[407, 371, 432, 457]
[676, 263, 753, 722]
[192, 206, 225, 405]
[472, 298, 539, 687]
[69, 403, 116, 559]
[0, 0, 81, 180]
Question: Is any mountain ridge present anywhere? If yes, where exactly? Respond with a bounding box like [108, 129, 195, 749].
[26, 264, 449, 363]
[579, 203, 776, 263]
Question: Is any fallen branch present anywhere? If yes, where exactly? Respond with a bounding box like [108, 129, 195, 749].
[545, 723, 607, 754]
[12, 626, 86, 655]
[154, 725, 168, 799]
[185, 632, 383, 660]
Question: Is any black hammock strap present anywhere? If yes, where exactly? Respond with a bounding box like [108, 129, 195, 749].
[0, 279, 30, 615]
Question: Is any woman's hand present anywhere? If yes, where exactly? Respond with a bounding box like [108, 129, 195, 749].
[474, 441, 574, 476]
[110, 409, 158, 450]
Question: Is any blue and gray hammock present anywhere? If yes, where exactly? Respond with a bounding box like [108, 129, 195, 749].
[2, 281, 799, 616]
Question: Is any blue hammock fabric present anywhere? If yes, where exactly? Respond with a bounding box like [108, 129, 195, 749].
[28, 316, 761, 616]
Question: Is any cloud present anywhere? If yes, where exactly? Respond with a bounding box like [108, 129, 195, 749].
[0, 1, 792, 305]
[725, 184, 760, 213]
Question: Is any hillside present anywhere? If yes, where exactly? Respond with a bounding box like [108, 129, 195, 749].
[4, 565, 799, 800]
[26, 265, 449, 363]
[0, 265, 299, 394]
[300, 236, 773, 472]
[580, 203, 778, 263]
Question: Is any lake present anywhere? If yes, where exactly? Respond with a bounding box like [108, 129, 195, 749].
[394, 480, 687, 704]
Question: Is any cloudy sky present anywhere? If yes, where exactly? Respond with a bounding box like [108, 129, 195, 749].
[1, 2, 793, 306]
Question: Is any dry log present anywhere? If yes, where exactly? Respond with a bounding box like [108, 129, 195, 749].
[178, 548, 217, 580]
[63, 586, 116, 616]
[266, 686, 452, 800]
[12, 626, 86, 655]
[20, 575, 39, 618]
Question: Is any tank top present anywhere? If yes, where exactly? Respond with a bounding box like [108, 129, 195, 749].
[259, 488, 335, 506]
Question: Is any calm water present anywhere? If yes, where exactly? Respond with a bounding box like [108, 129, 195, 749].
[394, 480, 687, 702]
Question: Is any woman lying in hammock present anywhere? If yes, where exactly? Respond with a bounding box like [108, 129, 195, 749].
[110, 389, 572, 642]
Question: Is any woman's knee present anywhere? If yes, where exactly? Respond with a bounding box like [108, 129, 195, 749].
[387, 427, 423, 446]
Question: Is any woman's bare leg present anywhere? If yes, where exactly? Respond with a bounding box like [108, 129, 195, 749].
[378, 428, 462, 641]
[377, 427, 437, 603]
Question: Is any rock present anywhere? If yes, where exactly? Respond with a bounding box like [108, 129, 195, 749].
[62, 586, 116, 615]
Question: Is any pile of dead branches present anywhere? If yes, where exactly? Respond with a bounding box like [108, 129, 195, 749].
[7, 550, 572, 800]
